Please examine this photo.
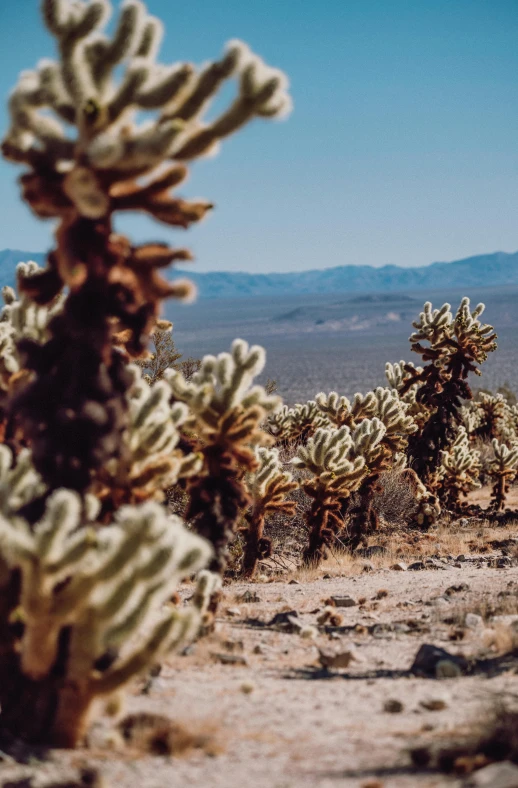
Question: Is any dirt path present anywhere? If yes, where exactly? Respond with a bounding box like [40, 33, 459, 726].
[3, 559, 518, 788]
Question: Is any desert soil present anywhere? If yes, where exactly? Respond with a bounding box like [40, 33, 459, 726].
[2, 533, 518, 788]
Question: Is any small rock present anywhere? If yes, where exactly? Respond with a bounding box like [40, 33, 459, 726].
[419, 696, 448, 711]
[497, 557, 512, 569]
[430, 596, 449, 608]
[240, 680, 256, 694]
[322, 573, 332, 579]
[391, 562, 408, 571]
[268, 610, 303, 633]
[359, 545, 387, 558]
[409, 747, 431, 767]
[331, 595, 357, 608]
[445, 583, 469, 596]
[211, 652, 248, 666]
[289, 579, 301, 585]
[362, 560, 375, 572]
[408, 561, 426, 571]
[410, 643, 468, 677]
[454, 562, 463, 568]
[465, 612, 483, 629]
[226, 607, 241, 617]
[456, 554, 467, 562]
[318, 648, 360, 669]
[383, 698, 404, 713]
[467, 761, 518, 787]
[253, 643, 268, 655]
[237, 590, 262, 603]
[300, 625, 318, 639]
[222, 639, 245, 652]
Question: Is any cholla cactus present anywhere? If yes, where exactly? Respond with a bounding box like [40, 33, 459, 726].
[399, 298, 496, 488]
[438, 427, 481, 511]
[0, 444, 46, 520]
[96, 365, 202, 512]
[0, 480, 214, 746]
[459, 402, 482, 437]
[475, 392, 508, 441]
[266, 400, 327, 445]
[291, 426, 367, 565]
[2, 0, 292, 494]
[315, 390, 377, 429]
[0, 261, 64, 397]
[241, 447, 298, 578]
[385, 360, 431, 430]
[166, 339, 280, 573]
[398, 467, 441, 529]
[314, 387, 417, 548]
[488, 439, 518, 512]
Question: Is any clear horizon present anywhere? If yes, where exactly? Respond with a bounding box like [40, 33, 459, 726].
[0, 0, 517, 273]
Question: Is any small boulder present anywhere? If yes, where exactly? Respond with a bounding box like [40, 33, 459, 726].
[467, 761, 518, 788]
[465, 612, 483, 629]
[331, 595, 357, 608]
[410, 643, 468, 677]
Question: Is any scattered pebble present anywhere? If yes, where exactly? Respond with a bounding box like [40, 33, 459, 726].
[419, 696, 448, 711]
[237, 590, 262, 603]
[465, 612, 483, 629]
[383, 698, 404, 713]
[331, 595, 357, 608]
[211, 652, 248, 666]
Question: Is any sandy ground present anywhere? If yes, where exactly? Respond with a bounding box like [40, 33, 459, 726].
[2, 544, 518, 788]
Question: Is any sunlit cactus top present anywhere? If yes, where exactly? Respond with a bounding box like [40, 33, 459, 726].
[3, 0, 292, 226]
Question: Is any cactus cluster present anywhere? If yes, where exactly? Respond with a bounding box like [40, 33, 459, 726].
[166, 339, 280, 573]
[438, 427, 481, 511]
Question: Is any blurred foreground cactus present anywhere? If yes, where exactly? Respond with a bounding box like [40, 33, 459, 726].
[0, 447, 216, 745]
[0, 0, 291, 747]
[2, 0, 291, 492]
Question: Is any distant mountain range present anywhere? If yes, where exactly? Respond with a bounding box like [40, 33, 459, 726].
[1, 249, 518, 299]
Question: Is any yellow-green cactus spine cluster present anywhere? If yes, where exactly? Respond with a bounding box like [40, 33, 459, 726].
[242, 446, 298, 578]
[438, 427, 481, 511]
[266, 400, 327, 444]
[166, 339, 280, 574]
[0, 478, 213, 746]
[4, 0, 291, 200]
[97, 364, 202, 511]
[488, 439, 518, 512]
[0, 261, 64, 396]
[291, 425, 367, 565]
[398, 298, 496, 492]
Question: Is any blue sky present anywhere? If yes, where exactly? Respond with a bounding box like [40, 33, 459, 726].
[0, 0, 517, 272]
